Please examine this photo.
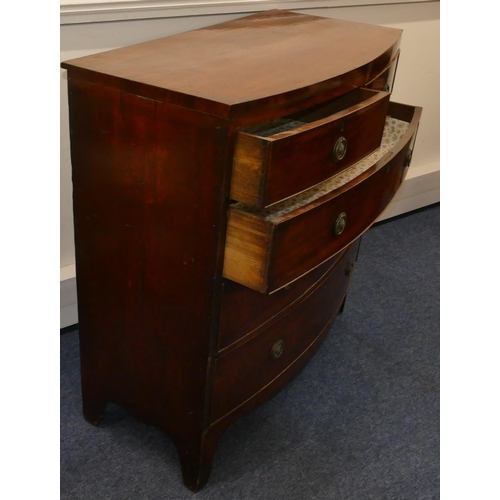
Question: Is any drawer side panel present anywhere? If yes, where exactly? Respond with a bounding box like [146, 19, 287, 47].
[222, 210, 273, 293]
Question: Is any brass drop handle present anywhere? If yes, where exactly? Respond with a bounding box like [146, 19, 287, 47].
[405, 149, 413, 168]
[333, 136, 347, 163]
[345, 261, 355, 277]
[333, 212, 347, 237]
[270, 339, 284, 359]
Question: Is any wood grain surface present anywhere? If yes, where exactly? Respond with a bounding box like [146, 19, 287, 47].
[61, 10, 401, 117]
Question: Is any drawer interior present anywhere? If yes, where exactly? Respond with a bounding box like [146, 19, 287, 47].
[242, 88, 384, 138]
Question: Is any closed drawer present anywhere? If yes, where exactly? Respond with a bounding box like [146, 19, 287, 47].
[230, 88, 390, 208]
[365, 51, 400, 93]
[219, 243, 359, 351]
[212, 241, 359, 422]
[223, 102, 422, 293]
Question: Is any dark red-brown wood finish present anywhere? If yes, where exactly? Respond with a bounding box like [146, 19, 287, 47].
[212, 240, 360, 422]
[61, 10, 401, 118]
[231, 88, 390, 208]
[219, 252, 350, 350]
[62, 10, 420, 491]
[67, 77, 232, 489]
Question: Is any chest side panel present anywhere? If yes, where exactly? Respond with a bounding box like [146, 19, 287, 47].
[68, 77, 231, 433]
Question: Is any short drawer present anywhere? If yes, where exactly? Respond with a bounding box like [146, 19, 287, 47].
[230, 88, 390, 208]
[365, 51, 400, 93]
[212, 242, 358, 422]
[223, 102, 422, 293]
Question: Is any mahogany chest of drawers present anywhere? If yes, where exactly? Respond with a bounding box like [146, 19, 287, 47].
[62, 10, 421, 491]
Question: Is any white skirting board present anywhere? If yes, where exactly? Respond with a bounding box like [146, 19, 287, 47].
[60, 165, 439, 329]
[378, 162, 440, 221]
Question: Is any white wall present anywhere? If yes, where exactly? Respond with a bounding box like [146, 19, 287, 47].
[60, 1, 440, 327]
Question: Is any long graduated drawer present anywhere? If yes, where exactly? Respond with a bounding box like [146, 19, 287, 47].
[213, 239, 360, 422]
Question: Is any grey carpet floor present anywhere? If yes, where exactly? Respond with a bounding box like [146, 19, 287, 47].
[60, 204, 439, 500]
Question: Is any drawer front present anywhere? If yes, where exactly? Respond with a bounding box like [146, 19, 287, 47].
[212, 241, 359, 422]
[223, 103, 422, 293]
[365, 51, 400, 93]
[219, 245, 358, 351]
[231, 88, 390, 208]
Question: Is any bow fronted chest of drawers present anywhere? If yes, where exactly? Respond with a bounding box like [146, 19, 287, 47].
[62, 10, 421, 491]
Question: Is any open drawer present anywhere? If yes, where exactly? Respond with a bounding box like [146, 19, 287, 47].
[223, 102, 422, 293]
[230, 88, 390, 208]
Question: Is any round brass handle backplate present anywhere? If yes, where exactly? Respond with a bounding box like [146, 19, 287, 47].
[333, 136, 347, 163]
[271, 340, 284, 359]
[333, 212, 347, 237]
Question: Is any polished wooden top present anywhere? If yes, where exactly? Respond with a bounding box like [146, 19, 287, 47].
[61, 10, 401, 117]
